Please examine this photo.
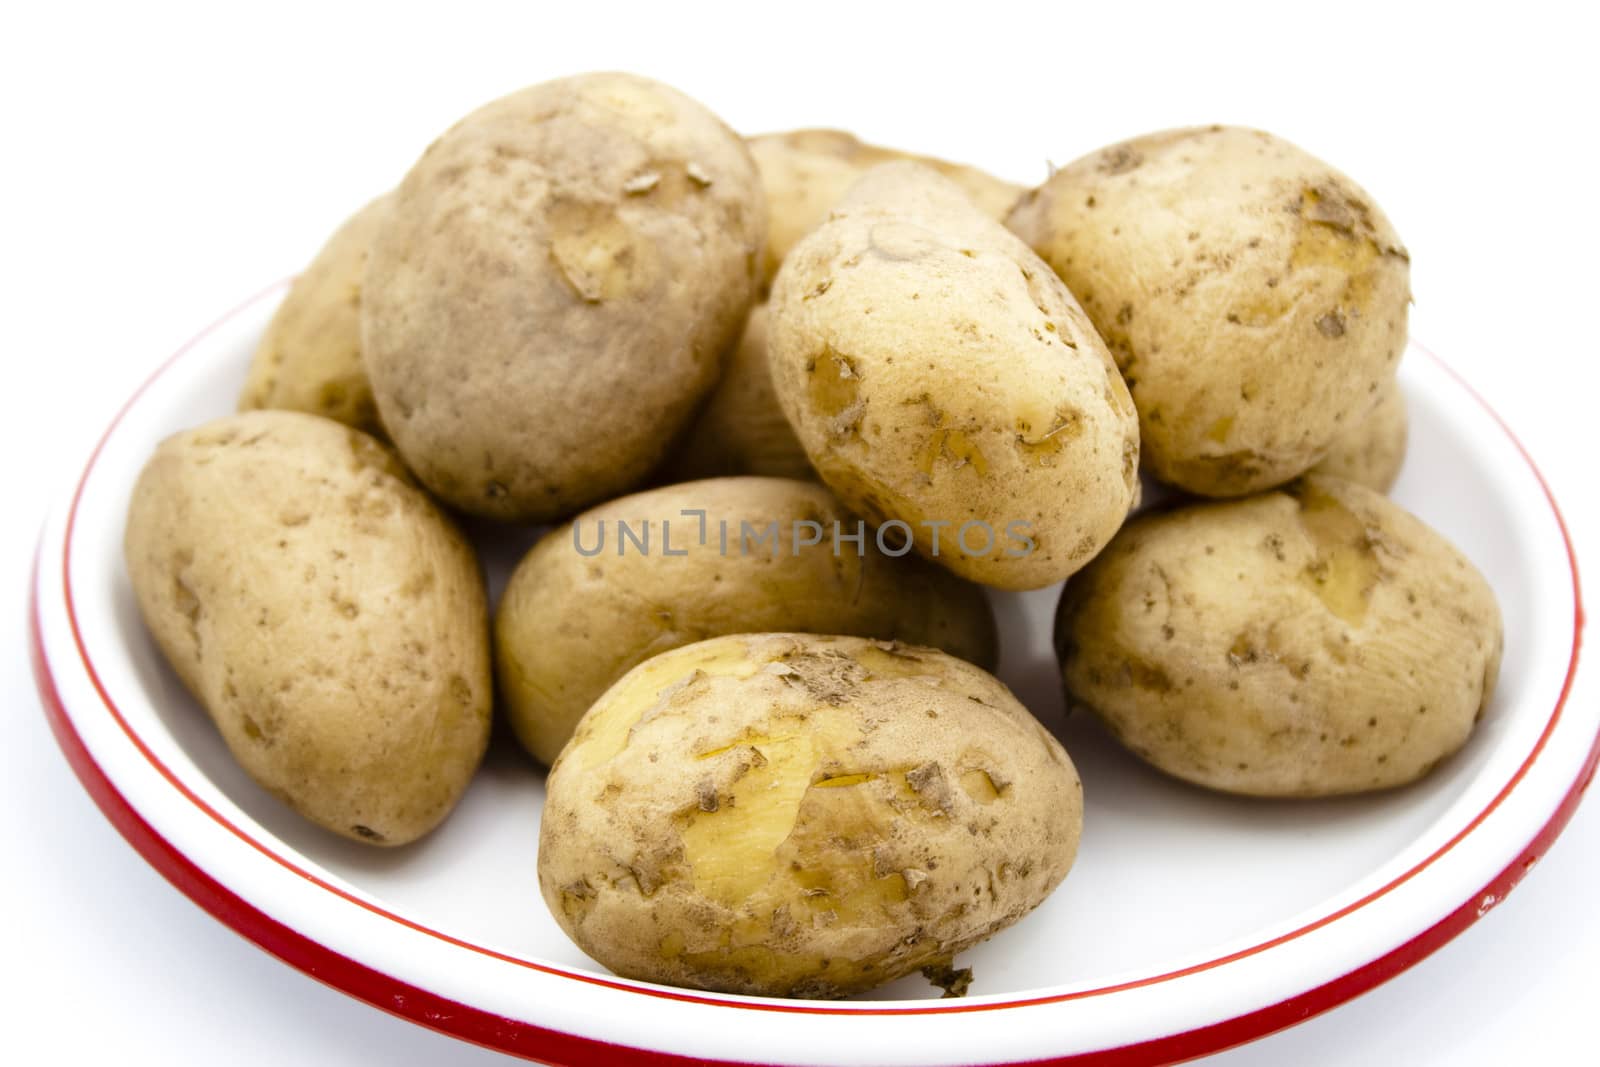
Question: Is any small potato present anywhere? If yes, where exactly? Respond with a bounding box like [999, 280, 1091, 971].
[1055, 475, 1502, 796]
[660, 305, 814, 480]
[124, 411, 492, 844]
[496, 476, 997, 764]
[1008, 126, 1410, 496]
[240, 195, 389, 436]
[751, 128, 1023, 288]
[539, 633, 1082, 998]
[364, 72, 765, 522]
[768, 163, 1140, 590]
[1310, 377, 1408, 492]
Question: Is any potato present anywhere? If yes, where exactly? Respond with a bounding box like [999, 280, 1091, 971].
[496, 476, 998, 765]
[659, 305, 814, 480]
[1055, 475, 1502, 796]
[1310, 377, 1408, 492]
[751, 128, 1023, 289]
[240, 195, 389, 436]
[768, 162, 1140, 591]
[364, 72, 765, 522]
[539, 633, 1081, 998]
[1007, 126, 1410, 497]
[124, 411, 492, 844]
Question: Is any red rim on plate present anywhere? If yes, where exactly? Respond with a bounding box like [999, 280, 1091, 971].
[29, 286, 1590, 1066]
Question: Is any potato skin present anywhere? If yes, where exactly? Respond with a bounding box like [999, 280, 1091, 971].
[1007, 126, 1410, 497]
[496, 476, 998, 764]
[539, 633, 1081, 998]
[240, 196, 389, 436]
[660, 305, 814, 480]
[124, 411, 492, 844]
[1055, 475, 1502, 797]
[768, 162, 1140, 590]
[751, 129, 1023, 289]
[1311, 377, 1408, 492]
[364, 72, 765, 522]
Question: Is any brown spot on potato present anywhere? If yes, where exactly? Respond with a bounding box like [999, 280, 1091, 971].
[547, 198, 659, 303]
[1098, 145, 1143, 175]
[1227, 634, 1266, 667]
[1291, 483, 1382, 625]
[1289, 186, 1391, 313]
[916, 427, 991, 476]
[1014, 407, 1084, 460]
[813, 773, 876, 789]
[959, 769, 1005, 804]
[401, 569, 436, 598]
[807, 347, 863, 424]
[904, 761, 954, 814]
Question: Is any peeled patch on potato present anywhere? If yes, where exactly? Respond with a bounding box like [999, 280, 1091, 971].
[539, 633, 1082, 998]
[1056, 475, 1502, 797]
[1311, 377, 1408, 492]
[660, 304, 815, 481]
[768, 162, 1140, 591]
[1008, 126, 1410, 497]
[364, 72, 766, 522]
[495, 476, 998, 765]
[750, 128, 1023, 289]
[124, 411, 492, 844]
[240, 194, 389, 436]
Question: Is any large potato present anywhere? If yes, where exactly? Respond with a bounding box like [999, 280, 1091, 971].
[364, 72, 765, 522]
[660, 304, 814, 480]
[768, 162, 1140, 590]
[1310, 377, 1408, 492]
[1007, 126, 1410, 497]
[240, 195, 389, 436]
[124, 411, 492, 844]
[1055, 475, 1502, 796]
[496, 476, 997, 765]
[539, 633, 1082, 998]
[751, 128, 1023, 289]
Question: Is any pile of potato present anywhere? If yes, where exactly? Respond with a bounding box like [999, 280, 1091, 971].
[124, 72, 1502, 999]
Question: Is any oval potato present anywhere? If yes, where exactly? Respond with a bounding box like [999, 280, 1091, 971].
[1055, 475, 1502, 796]
[364, 72, 765, 521]
[768, 162, 1140, 590]
[240, 195, 389, 436]
[496, 476, 998, 764]
[539, 633, 1081, 998]
[124, 411, 492, 844]
[1310, 377, 1408, 492]
[751, 128, 1023, 289]
[1008, 126, 1410, 496]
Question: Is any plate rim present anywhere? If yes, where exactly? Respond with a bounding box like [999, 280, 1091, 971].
[29, 285, 1591, 1066]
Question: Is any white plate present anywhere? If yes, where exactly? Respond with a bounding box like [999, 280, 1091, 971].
[30, 282, 1592, 1066]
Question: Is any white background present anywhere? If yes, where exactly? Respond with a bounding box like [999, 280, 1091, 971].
[3, 2, 1596, 1063]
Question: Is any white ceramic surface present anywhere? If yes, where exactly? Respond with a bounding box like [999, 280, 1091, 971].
[29, 283, 1590, 1066]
